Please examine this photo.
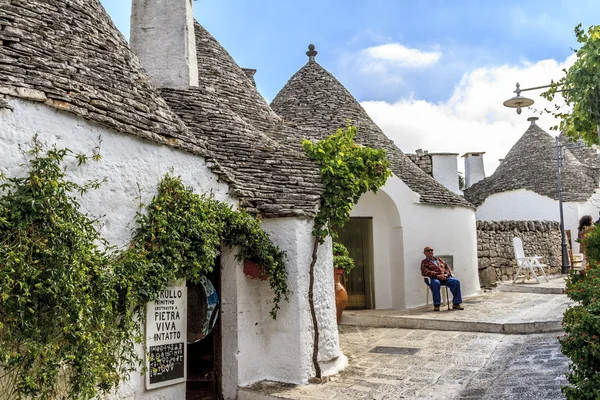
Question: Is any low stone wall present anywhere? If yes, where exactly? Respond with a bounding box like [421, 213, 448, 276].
[477, 220, 562, 287]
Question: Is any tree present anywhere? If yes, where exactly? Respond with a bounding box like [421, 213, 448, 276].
[542, 24, 600, 145]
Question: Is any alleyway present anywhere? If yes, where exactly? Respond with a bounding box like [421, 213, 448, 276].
[240, 277, 571, 400]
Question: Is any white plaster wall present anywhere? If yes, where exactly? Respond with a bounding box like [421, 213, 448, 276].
[351, 175, 480, 309]
[431, 154, 461, 194]
[1, 99, 234, 400]
[220, 247, 242, 400]
[231, 218, 345, 387]
[477, 189, 583, 250]
[0, 99, 233, 249]
[1, 99, 347, 397]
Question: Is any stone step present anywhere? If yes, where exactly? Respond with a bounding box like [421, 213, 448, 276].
[497, 283, 565, 295]
[339, 291, 571, 334]
[340, 312, 562, 334]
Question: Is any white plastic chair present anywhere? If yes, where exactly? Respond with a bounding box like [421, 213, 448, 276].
[512, 237, 549, 284]
[424, 277, 450, 310]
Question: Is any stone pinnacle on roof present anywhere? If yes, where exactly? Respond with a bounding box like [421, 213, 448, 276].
[527, 116, 539, 124]
[306, 44, 318, 62]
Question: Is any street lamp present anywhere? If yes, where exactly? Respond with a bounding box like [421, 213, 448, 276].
[553, 136, 571, 275]
[502, 83, 535, 115]
[503, 83, 574, 274]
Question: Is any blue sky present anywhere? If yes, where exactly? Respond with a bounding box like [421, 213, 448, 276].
[99, 0, 600, 174]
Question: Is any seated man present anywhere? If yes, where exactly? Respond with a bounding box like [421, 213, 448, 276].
[421, 246, 464, 311]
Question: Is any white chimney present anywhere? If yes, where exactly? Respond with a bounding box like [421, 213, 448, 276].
[430, 153, 461, 194]
[130, 0, 199, 90]
[462, 152, 486, 189]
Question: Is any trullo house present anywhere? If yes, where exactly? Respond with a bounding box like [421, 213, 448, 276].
[0, 0, 347, 398]
[271, 46, 482, 310]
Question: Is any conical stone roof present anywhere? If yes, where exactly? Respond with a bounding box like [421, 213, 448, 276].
[558, 132, 600, 180]
[464, 118, 598, 207]
[0, 0, 191, 144]
[160, 22, 323, 217]
[270, 53, 473, 209]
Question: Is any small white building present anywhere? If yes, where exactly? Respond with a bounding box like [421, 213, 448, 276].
[0, 0, 346, 398]
[271, 47, 481, 310]
[464, 117, 600, 253]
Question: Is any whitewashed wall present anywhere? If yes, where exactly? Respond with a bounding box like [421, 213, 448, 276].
[1, 98, 234, 400]
[476, 188, 590, 251]
[0, 99, 233, 248]
[226, 218, 346, 388]
[351, 174, 480, 309]
[0, 99, 346, 398]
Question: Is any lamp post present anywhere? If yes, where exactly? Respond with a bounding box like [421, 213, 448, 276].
[554, 136, 571, 275]
[503, 82, 576, 274]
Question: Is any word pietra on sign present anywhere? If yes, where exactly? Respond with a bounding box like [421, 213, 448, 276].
[145, 282, 187, 390]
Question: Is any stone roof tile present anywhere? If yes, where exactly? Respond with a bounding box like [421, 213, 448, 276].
[270, 58, 473, 209]
[159, 22, 322, 218]
[464, 119, 598, 207]
[558, 132, 600, 180]
[0, 0, 194, 145]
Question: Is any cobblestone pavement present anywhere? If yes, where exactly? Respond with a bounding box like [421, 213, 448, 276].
[249, 326, 569, 400]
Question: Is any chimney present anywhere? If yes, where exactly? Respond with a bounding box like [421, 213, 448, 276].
[430, 153, 461, 194]
[130, 0, 199, 90]
[242, 68, 257, 87]
[462, 152, 486, 189]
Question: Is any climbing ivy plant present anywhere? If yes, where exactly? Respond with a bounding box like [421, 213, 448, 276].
[302, 125, 391, 379]
[117, 174, 289, 319]
[0, 139, 288, 399]
[0, 138, 137, 399]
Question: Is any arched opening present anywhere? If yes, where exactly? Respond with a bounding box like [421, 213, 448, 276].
[339, 188, 403, 309]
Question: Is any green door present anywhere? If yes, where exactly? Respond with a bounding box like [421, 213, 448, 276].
[337, 217, 374, 309]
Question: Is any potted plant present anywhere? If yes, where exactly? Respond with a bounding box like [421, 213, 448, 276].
[332, 242, 354, 323]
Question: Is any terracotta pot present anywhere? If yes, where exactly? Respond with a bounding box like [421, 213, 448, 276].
[334, 269, 348, 324]
[243, 259, 267, 280]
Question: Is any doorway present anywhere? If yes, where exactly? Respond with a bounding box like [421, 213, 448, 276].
[337, 217, 375, 309]
[186, 258, 222, 399]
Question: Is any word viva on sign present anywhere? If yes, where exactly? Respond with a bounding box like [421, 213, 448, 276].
[156, 321, 177, 332]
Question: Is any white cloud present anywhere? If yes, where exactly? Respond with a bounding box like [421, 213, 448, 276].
[360, 54, 577, 177]
[364, 43, 441, 68]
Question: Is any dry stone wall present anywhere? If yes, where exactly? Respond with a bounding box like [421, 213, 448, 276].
[477, 220, 562, 287]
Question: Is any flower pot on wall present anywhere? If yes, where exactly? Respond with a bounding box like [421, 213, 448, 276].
[334, 268, 348, 324]
[243, 259, 267, 280]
